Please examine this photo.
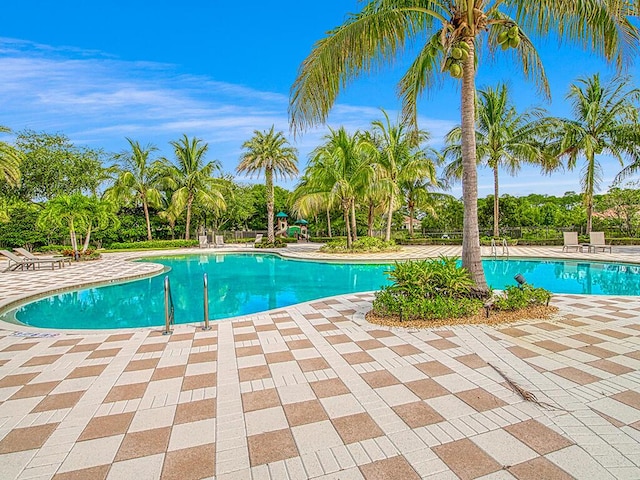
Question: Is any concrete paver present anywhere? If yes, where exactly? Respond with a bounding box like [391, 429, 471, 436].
[0, 244, 639, 478]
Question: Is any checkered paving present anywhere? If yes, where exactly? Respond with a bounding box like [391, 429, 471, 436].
[0, 245, 639, 478]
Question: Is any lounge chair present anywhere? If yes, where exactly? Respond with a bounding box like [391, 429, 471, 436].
[589, 232, 612, 253]
[562, 232, 581, 252]
[1, 249, 66, 272]
[254, 234, 263, 247]
[198, 235, 209, 248]
[214, 235, 225, 248]
[14, 247, 71, 267]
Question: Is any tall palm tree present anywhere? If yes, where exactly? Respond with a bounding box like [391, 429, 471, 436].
[289, 0, 638, 295]
[104, 138, 165, 241]
[369, 110, 438, 241]
[401, 175, 445, 236]
[304, 128, 375, 248]
[166, 135, 226, 240]
[80, 197, 120, 253]
[444, 84, 552, 237]
[237, 126, 298, 243]
[0, 126, 24, 187]
[553, 74, 640, 233]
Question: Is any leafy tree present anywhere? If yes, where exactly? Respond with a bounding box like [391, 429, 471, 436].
[0, 201, 46, 248]
[369, 110, 438, 241]
[165, 135, 227, 240]
[237, 126, 298, 242]
[79, 197, 120, 252]
[552, 74, 640, 233]
[104, 139, 166, 241]
[444, 83, 552, 237]
[295, 128, 374, 248]
[37, 194, 92, 254]
[16, 130, 105, 201]
[288, 0, 638, 295]
[0, 126, 24, 188]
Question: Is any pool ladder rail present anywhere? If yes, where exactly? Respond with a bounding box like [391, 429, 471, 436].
[163, 276, 175, 335]
[490, 238, 509, 258]
[163, 274, 212, 334]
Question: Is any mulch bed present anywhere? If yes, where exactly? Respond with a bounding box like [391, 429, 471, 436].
[365, 305, 559, 329]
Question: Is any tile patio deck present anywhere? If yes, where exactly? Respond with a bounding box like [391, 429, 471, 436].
[0, 244, 639, 479]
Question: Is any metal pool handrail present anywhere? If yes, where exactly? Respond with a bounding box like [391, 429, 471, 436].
[163, 276, 174, 335]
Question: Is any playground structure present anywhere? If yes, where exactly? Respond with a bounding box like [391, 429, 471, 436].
[275, 212, 308, 240]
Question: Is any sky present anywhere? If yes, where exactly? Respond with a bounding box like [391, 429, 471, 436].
[0, 1, 638, 198]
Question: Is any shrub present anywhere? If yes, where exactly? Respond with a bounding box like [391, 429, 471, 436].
[61, 249, 101, 261]
[106, 240, 199, 250]
[493, 284, 552, 311]
[255, 238, 287, 248]
[320, 236, 400, 253]
[36, 245, 67, 253]
[372, 257, 483, 321]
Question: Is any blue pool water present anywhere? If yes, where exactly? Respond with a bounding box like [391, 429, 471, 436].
[4, 254, 640, 329]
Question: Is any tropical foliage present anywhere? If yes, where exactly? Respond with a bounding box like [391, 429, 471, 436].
[551, 74, 640, 233]
[237, 126, 298, 243]
[288, 0, 639, 295]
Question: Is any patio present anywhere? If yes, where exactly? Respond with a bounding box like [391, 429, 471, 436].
[0, 245, 639, 479]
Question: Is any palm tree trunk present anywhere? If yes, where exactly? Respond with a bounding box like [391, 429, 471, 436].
[493, 166, 499, 238]
[350, 200, 358, 242]
[326, 208, 332, 237]
[586, 197, 593, 234]
[409, 203, 415, 236]
[266, 169, 275, 242]
[461, 39, 488, 295]
[385, 198, 393, 242]
[143, 200, 153, 241]
[82, 224, 92, 253]
[185, 197, 193, 240]
[343, 204, 352, 248]
[368, 202, 374, 237]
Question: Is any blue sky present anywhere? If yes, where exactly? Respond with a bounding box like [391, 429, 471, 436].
[1, 1, 638, 197]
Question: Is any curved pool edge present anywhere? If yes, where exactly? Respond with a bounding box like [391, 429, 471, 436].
[3, 244, 640, 333]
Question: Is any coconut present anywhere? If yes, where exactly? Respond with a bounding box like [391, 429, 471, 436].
[509, 36, 520, 48]
[451, 47, 463, 60]
[497, 31, 509, 44]
[508, 26, 519, 39]
[449, 64, 462, 77]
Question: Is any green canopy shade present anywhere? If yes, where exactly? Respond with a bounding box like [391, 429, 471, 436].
[276, 211, 288, 218]
[294, 219, 308, 225]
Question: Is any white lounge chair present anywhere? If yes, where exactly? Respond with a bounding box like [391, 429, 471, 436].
[589, 232, 612, 253]
[198, 235, 209, 248]
[1, 249, 66, 272]
[562, 232, 581, 252]
[254, 234, 263, 247]
[214, 235, 225, 248]
[14, 248, 71, 267]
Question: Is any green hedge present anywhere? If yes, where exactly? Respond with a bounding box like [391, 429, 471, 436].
[310, 236, 347, 243]
[106, 240, 199, 250]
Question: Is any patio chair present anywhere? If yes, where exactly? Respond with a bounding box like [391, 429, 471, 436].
[562, 232, 580, 252]
[214, 235, 225, 248]
[254, 233, 263, 247]
[1, 249, 66, 272]
[589, 232, 612, 253]
[198, 235, 209, 248]
[14, 247, 71, 267]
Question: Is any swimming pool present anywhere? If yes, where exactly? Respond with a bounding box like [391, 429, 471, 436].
[4, 253, 640, 329]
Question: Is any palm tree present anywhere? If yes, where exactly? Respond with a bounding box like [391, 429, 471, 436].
[80, 197, 120, 253]
[369, 110, 438, 241]
[553, 74, 640, 233]
[289, 0, 638, 295]
[166, 135, 226, 240]
[104, 138, 165, 241]
[401, 176, 445, 236]
[237, 126, 298, 243]
[299, 127, 375, 248]
[0, 126, 24, 187]
[444, 84, 552, 237]
[37, 194, 92, 256]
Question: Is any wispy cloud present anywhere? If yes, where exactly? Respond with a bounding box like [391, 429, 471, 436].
[0, 38, 459, 178]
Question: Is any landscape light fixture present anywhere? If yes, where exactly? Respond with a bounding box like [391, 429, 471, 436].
[514, 274, 527, 286]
